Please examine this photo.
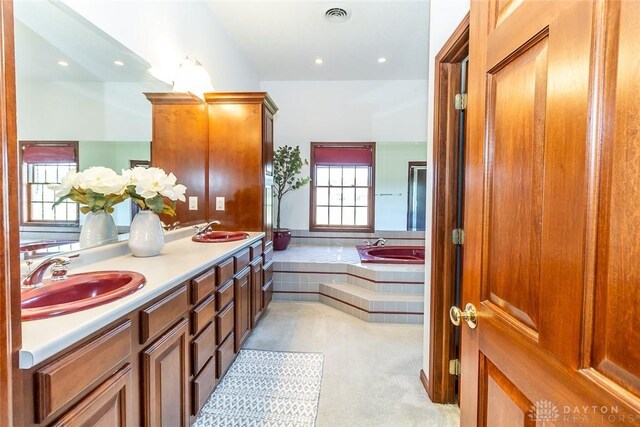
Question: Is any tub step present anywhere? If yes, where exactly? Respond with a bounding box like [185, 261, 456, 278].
[319, 283, 423, 324]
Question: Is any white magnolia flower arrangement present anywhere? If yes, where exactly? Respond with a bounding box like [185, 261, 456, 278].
[124, 167, 187, 216]
[51, 166, 187, 216]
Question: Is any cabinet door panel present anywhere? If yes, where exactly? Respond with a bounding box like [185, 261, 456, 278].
[234, 267, 251, 352]
[52, 365, 134, 427]
[142, 318, 189, 427]
[251, 260, 263, 327]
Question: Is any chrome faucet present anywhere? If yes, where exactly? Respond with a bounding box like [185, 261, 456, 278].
[372, 238, 386, 247]
[193, 220, 221, 236]
[22, 253, 79, 289]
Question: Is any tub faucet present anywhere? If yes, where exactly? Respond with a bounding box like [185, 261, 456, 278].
[194, 220, 221, 236]
[372, 238, 386, 247]
[22, 253, 79, 289]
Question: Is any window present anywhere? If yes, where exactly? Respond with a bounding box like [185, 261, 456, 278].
[20, 142, 79, 225]
[310, 142, 375, 232]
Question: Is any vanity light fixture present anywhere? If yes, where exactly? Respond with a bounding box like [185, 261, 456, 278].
[57, 60, 69, 67]
[377, 57, 387, 63]
[315, 58, 324, 65]
[172, 56, 214, 100]
[114, 60, 124, 66]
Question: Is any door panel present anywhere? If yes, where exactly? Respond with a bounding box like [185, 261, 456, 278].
[463, 0, 640, 425]
[592, 0, 640, 399]
[484, 35, 548, 334]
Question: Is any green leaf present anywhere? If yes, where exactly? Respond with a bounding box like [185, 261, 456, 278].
[145, 195, 165, 214]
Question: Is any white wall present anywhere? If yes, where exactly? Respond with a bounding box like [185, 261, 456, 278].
[422, 0, 470, 383]
[17, 80, 166, 142]
[261, 79, 428, 230]
[61, 0, 260, 91]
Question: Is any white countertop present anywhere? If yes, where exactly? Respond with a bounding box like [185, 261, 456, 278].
[20, 229, 265, 369]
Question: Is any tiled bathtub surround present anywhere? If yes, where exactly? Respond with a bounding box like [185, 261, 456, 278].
[289, 229, 425, 247]
[273, 245, 425, 324]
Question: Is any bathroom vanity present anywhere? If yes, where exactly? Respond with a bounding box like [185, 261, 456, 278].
[18, 231, 273, 426]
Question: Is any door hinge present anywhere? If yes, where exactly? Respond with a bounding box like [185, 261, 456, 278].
[449, 359, 461, 376]
[452, 228, 464, 245]
[454, 93, 467, 110]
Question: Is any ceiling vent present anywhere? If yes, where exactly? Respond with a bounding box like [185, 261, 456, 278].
[324, 6, 351, 23]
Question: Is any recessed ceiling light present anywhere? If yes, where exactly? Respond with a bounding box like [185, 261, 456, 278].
[378, 57, 387, 63]
[315, 58, 324, 65]
[114, 60, 124, 66]
[57, 60, 69, 67]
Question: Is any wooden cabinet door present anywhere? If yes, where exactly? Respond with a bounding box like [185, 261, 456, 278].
[142, 318, 189, 427]
[251, 260, 264, 327]
[234, 267, 251, 352]
[52, 365, 134, 427]
[462, 0, 640, 425]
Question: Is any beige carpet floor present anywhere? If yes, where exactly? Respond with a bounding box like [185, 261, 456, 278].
[244, 301, 460, 427]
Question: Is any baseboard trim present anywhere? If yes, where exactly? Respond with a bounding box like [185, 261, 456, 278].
[420, 369, 432, 399]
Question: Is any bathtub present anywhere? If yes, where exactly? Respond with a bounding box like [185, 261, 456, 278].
[356, 245, 425, 264]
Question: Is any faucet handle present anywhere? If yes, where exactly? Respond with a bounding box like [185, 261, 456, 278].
[364, 240, 371, 247]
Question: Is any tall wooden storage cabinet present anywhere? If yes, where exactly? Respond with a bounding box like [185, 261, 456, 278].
[205, 93, 277, 247]
[146, 92, 277, 249]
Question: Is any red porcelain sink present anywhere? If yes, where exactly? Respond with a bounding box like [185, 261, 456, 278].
[192, 231, 250, 243]
[21, 271, 146, 321]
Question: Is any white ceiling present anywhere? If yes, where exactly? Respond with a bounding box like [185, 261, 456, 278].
[207, 0, 429, 81]
[14, 0, 159, 83]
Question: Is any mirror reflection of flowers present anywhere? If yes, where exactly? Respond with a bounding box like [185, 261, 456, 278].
[50, 166, 129, 214]
[123, 167, 187, 216]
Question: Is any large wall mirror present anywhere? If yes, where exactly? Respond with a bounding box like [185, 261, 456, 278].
[15, 1, 170, 257]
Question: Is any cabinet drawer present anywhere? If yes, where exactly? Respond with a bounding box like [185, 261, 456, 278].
[216, 333, 235, 380]
[216, 302, 234, 344]
[36, 321, 132, 422]
[234, 248, 251, 272]
[216, 279, 234, 311]
[140, 285, 188, 344]
[52, 364, 134, 427]
[192, 356, 217, 416]
[192, 294, 216, 336]
[216, 258, 234, 285]
[191, 268, 216, 304]
[263, 245, 273, 264]
[192, 321, 216, 376]
[249, 240, 263, 260]
[263, 260, 274, 285]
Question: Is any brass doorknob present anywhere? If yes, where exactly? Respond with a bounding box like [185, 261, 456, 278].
[449, 303, 478, 329]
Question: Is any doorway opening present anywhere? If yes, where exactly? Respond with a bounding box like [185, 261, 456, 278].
[426, 13, 469, 404]
[407, 161, 427, 231]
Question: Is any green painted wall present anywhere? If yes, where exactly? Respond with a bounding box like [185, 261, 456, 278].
[375, 143, 427, 230]
[78, 141, 150, 225]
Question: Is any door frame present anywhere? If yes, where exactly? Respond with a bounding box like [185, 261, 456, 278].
[406, 161, 427, 231]
[0, 0, 22, 425]
[426, 13, 469, 404]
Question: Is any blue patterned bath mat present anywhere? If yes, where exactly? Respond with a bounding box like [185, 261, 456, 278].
[194, 349, 324, 427]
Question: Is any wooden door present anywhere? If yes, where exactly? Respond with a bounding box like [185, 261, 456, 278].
[142, 319, 189, 427]
[461, 0, 640, 425]
[251, 259, 264, 327]
[234, 267, 251, 352]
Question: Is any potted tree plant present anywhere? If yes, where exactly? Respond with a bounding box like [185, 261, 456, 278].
[273, 145, 311, 251]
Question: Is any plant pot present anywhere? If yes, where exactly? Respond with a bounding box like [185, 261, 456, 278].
[128, 211, 165, 257]
[273, 229, 292, 251]
[79, 211, 118, 248]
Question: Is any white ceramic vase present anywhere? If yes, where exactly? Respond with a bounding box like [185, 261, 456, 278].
[128, 210, 165, 257]
[79, 211, 118, 248]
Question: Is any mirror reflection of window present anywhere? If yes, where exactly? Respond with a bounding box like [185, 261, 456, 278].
[20, 141, 78, 226]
